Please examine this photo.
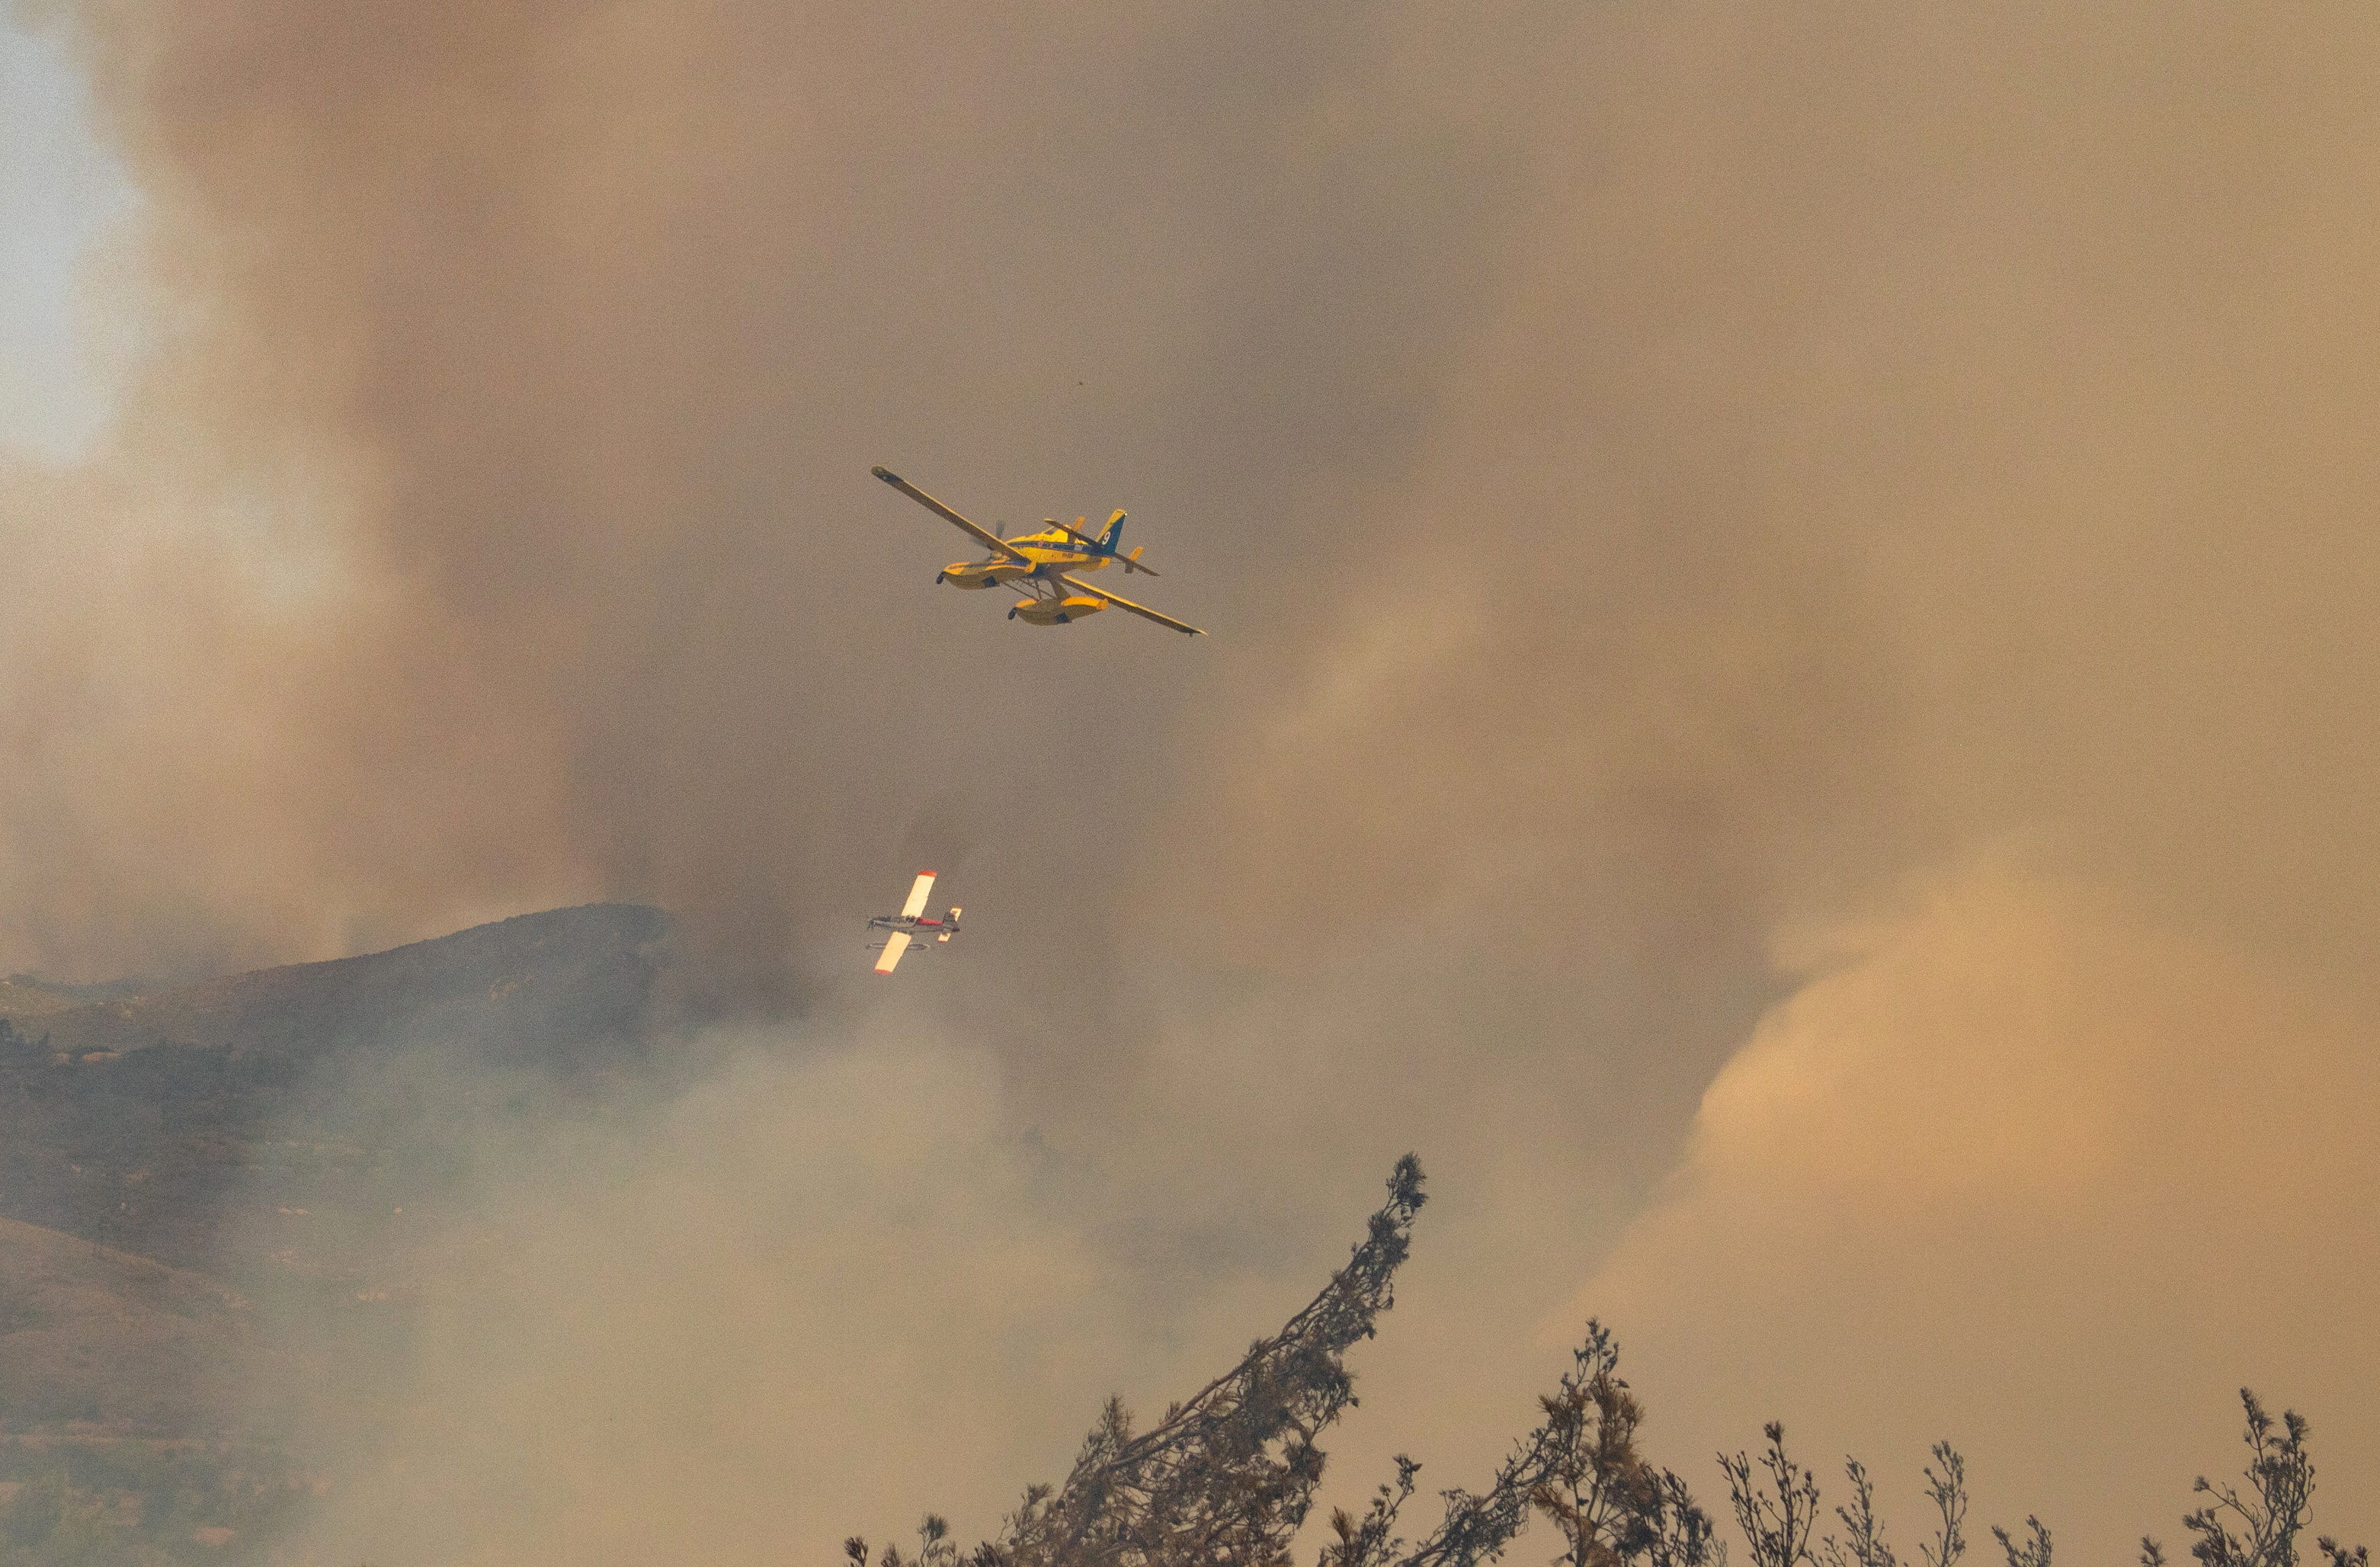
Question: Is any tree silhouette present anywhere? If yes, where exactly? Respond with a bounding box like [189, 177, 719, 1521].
[2141, 1391, 2366, 1567]
[846, 1167, 2366, 1567]
[847, 1158, 1718, 1567]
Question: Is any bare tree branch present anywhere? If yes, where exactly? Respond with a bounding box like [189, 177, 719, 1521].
[1723, 1425, 1821, 1567]
[1989, 1517, 2050, 1567]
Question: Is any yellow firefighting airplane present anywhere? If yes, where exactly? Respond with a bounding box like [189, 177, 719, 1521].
[872, 466, 1204, 635]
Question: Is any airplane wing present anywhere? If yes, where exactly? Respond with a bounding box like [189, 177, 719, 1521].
[873, 468, 1030, 562]
[873, 931, 912, 974]
[1058, 574, 1204, 636]
[900, 870, 936, 919]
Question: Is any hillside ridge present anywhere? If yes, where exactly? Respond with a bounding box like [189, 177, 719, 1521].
[2, 902, 669, 1060]
[0, 901, 675, 1275]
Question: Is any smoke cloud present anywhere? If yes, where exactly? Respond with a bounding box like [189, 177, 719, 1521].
[1574, 864, 2380, 1559]
[2, 0, 2375, 1560]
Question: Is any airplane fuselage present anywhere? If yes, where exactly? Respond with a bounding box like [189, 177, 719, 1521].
[938, 534, 1121, 588]
[867, 912, 958, 937]
[939, 527, 1134, 623]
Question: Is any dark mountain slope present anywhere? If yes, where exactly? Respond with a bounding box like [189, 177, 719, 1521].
[0, 1215, 300, 1435]
[0, 904, 672, 1274]
[11, 902, 668, 1062]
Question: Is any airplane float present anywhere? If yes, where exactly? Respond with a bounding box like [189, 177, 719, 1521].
[872, 466, 1204, 635]
[868, 870, 962, 974]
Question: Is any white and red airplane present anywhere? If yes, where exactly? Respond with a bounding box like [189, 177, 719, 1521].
[868, 871, 962, 974]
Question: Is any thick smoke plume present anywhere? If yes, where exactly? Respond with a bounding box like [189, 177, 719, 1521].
[2, 1, 2375, 1562]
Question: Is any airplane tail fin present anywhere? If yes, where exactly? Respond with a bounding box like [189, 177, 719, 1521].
[1100, 509, 1126, 552]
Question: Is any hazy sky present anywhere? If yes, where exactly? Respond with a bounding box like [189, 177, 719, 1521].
[1, 3, 2374, 1564]
[0, 15, 133, 460]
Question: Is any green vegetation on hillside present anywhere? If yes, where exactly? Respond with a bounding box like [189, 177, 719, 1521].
[0, 1440, 315, 1566]
[0, 901, 675, 1534]
[0, 903, 668, 1276]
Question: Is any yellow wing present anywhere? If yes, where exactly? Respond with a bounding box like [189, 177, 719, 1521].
[873, 467, 1030, 563]
[1057, 573, 1204, 636]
